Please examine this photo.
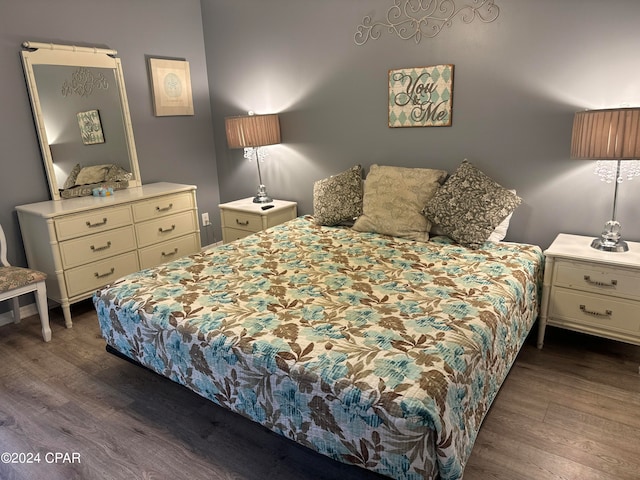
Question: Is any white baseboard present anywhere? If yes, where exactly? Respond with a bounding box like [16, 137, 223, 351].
[0, 302, 39, 327]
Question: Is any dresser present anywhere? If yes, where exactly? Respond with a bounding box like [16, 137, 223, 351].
[16, 183, 201, 327]
[537, 233, 640, 349]
[219, 198, 297, 243]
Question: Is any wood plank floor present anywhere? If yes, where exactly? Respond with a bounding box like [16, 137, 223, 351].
[1, 301, 638, 480]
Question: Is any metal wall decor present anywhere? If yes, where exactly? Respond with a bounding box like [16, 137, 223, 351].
[354, 0, 500, 45]
[62, 67, 108, 97]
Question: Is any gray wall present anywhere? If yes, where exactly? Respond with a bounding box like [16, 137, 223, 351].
[202, 0, 640, 249]
[0, 0, 221, 275]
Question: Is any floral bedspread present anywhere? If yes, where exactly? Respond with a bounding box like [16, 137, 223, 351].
[94, 216, 543, 480]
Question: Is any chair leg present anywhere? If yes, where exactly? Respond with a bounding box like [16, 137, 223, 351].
[11, 297, 20, 324]
[35, 283, 51, 342]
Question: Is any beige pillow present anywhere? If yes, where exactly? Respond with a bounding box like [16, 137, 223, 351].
[352, 165, 447, 242]
[75, 164, 111, 185]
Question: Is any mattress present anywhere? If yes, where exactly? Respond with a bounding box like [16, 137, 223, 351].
[94, 216, 543, 480]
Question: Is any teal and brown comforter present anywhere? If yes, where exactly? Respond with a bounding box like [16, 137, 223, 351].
[94, 216, 543, 480]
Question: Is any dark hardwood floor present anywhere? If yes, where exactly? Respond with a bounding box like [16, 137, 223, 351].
[1, 301, 638, 480]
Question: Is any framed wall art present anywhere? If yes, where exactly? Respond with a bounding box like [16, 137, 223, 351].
[388, 64, 454, 127]
[148, 58, 194, 116]
[77, 109, 105, 144]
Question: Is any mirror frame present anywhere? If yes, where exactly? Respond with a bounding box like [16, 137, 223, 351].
[21, 41, 141, 200]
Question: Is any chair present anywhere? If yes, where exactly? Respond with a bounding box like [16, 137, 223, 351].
[0, 224, 51, 342]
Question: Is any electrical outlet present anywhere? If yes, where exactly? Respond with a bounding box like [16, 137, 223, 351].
[201, 212, 210, 226]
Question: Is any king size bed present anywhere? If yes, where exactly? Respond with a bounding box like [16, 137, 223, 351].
[95, 210, 542, 480]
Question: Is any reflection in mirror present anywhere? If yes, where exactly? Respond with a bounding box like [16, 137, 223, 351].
[21, 42, 141, 200]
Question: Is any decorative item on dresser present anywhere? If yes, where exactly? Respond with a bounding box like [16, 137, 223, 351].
[224, 113, 281, 204]
[219, 197, 297, 244]
[16, 183, 201, 329]
[538, 233, 640, 352]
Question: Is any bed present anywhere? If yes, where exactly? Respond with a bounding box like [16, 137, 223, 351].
[94, 212, 543, 480]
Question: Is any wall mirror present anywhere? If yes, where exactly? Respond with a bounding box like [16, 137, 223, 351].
[21, 41, 141, 200]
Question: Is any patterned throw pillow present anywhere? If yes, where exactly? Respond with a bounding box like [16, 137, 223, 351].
[352, 164, 447, 242]
[62, 163, 82, 189]
[422, 160, 521, 249]
[313, 165, 363, 226]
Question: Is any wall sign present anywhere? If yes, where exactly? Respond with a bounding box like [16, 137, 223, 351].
[389, 64, 454, 128]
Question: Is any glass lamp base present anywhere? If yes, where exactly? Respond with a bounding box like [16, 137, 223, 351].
[252, 184, 272, 204]
[591, 237, 629, 252]
[590, 220, 629, 252]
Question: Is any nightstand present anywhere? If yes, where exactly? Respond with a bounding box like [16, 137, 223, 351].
[219, 198, 297, 243]
[538, 233, 640, 349]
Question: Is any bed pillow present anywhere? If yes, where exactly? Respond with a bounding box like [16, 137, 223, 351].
[430, 189, 517, 242]
[63, 163, 82, 190]
[313, 165, 363, 226]
[422, 160, 521, 249]
[352, 164, 447, 242]
[75, 164, 112, 185]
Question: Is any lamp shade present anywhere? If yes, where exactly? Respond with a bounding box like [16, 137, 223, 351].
[225, 113, 281, 149]
[571, 107, 640, 160]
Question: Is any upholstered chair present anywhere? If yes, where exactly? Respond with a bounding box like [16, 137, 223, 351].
[0, 224, 51, 342]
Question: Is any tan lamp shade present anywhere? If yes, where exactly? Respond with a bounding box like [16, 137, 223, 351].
[225, 113, 281, 149]
[571, 107, 640, 160]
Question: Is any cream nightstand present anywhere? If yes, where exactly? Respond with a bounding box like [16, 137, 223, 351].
[538, 233, 640, 350]
[219, 198, 297, 243]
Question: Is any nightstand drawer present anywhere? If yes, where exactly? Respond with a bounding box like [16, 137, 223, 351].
[135, 211, 197, 247]
[550, 287, 640, 334]
[222, 211, 262, 232]
[59, 225, 136, 268]
[223, 226, 254, 242]
[555, 260, 640, 300]
[55, 205, 133, 241]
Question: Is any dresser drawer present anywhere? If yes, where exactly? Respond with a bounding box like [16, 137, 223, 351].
[64, 251, 140, 298]
[138, 233, 200, 269]
[132, 192, 195, 222]
[135, 210, 197, 248]
[222, 211, 262, 233]
[55, 205, 133, 241]
[549, 287, 640, 335]
[59, 225, 137, 269]
[554, 260, 640, 300]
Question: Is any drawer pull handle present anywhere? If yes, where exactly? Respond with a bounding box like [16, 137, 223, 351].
[90, 241, 112, 252]
[236, 219, 249, 226]
[86, 218, 108, 228]
[162, 248, 179, 257]
[156, 203, 174, 212]
[158, 224, 176, 233]
[94, 268, 115, 279]
[583, 275, 617, 287]
[580, 304, 612, 317]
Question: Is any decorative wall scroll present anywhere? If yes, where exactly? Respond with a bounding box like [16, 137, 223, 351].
[389, 64, 454, 128]
[148, 58, 194, 116]
[62, 67, 109, 97]
[77, 109, 105, 144]
[355, 0, 500, 45]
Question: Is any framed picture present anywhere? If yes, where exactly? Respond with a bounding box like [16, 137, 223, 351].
[148, 58, 194, 116]
[77, 109, 105, 144]
[388, 64, 454, 127]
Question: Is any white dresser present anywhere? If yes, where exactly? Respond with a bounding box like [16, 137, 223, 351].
[538, 233, 640, 349]
[16, 182, 201, 327]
